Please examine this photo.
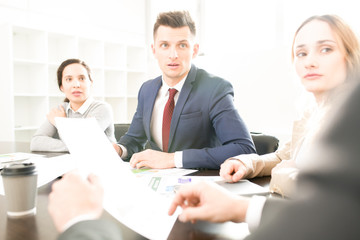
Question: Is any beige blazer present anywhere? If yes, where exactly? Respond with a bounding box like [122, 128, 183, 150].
[230, 109, 315, 197]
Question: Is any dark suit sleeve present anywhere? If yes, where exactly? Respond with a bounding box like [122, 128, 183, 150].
[247, 193, 360, 240]
[58, 220, 122, 240]
[245, 82, 360, 240]
[182, 78, 256, 169]
[118, 83, 149, 160]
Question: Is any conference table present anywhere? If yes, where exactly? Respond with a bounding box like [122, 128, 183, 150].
[0, 142, 274, 240]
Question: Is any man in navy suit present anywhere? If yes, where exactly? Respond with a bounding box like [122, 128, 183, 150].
[113, 11, 255, 169]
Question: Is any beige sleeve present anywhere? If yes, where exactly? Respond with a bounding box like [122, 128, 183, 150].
[269, 165, 299, 198]
[229, 140, 292, 178]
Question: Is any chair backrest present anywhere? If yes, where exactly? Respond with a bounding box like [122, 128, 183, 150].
[114, 123, 151, 149]
[114, 123, 131, 142]
[114, 124, 279, 155]
[250, 132, 279, 155]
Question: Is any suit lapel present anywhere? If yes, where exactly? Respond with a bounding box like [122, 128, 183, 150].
[144, 77, 162, 139]
[168, 65, 197, 151]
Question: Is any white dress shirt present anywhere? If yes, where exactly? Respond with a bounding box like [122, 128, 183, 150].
[120, 76, 187, 168]
[245, 195, 267, 232]
[65, 97, 94, 114]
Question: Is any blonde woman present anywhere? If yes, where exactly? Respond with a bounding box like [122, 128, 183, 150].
[220, 15, 360, 197]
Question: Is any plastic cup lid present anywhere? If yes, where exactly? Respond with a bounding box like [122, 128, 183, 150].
[1, 163, 37, 176]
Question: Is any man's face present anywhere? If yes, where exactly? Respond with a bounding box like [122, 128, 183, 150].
[152, 26, 199, 86]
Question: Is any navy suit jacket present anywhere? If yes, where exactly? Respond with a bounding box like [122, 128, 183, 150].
[119, 64, 256, 169]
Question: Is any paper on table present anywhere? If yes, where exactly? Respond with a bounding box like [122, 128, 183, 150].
[0, 152, 44, 163]
[144, 175, 269, 196]
[0, 152, 45, 170]
[130, 162, 198, 176]
[55, 117, 179, 240]
[31, 154, 75, 187]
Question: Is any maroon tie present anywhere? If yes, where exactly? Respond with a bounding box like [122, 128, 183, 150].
[162, 88, 178, 152]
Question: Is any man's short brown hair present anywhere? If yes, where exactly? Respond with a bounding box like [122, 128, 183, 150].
[153, 11, 196, 39]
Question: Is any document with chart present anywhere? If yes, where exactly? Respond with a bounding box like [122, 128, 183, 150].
[143, 175, 269, 196]
[55, 117, 179, 240]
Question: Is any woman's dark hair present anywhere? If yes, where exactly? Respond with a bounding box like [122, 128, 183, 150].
[57, 59, 92, 102]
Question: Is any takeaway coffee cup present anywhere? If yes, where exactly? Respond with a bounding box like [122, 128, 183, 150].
[1, 163, 38, 217]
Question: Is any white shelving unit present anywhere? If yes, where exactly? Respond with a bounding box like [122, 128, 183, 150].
[0, 24, 147, 142]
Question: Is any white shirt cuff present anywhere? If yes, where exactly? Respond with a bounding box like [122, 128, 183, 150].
[61, 213, 98, 233]
[119, 144, 128, 159]
[245, 195, 267, 232]
[174, 151, 183, 168]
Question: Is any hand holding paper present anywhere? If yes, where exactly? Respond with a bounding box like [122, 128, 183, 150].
[55, 117, 179, 240]
[48, 171, 104, 232]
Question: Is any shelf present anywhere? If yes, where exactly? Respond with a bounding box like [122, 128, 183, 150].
[1, 24, 147, 142]
[127, 72, 146, 96]
[14, 94, 48, 97]
[90, 69, 105, 97]
[48, 33, 78, 64]
[13, 58, 48, 65]
[104, 42, 126, 69]
[13, 62, 48, 95]
[49, 96, 66, 110]
[127, 98, 138, 123]
[105, 97, 127, 123]
[104, 70, 127, 97]
[15, 130, 37, 142]
[78, 38, 104, 68]
[48, 65, 60, 95]
[126, 46, 146, 71]
[12, 26, 47, 62]
[14, 96, 47, 128]
[14, 126, 39, 131]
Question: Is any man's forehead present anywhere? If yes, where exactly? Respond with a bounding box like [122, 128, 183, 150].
[154, 26, 194, 41]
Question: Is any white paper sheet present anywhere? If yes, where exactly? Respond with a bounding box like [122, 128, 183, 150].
[0, 152, 45, 170]
[0, 152, 44, 164]
[55, 117, 179, 240]
[142, 175, 269, 196]
[130, 163, 198, 177]
[31, 154, 75, 186]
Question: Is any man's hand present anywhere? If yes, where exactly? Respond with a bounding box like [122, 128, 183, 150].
[168, 181, 249, 223]
[220, 159, 247, 182]
[47, 105, 66, 126]
[129, 149, 175, 169]
[48, 171, 104, 232]
[112, 143, 123, 156]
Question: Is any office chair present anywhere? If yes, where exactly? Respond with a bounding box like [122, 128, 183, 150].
[250, 132, 279, 155]
[114, 123, 131, 142]
[114, 123, 151, 149]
